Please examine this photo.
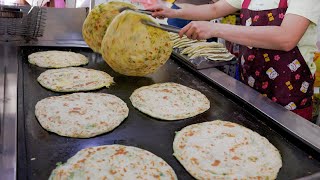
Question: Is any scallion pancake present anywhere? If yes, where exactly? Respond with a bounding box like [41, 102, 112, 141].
[49, 145, 178, 179]
[35, 93, 128, 138]
[173, 120, 282, 179]
[37, 67, 114, 92]
[130, 83, 210, 120]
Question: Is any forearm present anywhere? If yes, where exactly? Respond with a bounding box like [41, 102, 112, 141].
[214, 24, 297, 51]
[178, 11, 309, 51]
[174, 4, 217, 20]
[174, 0, 238, 21]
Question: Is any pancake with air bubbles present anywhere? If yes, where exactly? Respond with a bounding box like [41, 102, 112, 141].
[37, 67, 114, 92]
[130, 83, 210, 120]
[49, 145, 178, 179]
[35, 93, 128, 138]
[173, 120, 282, 179]
[28, 50, 89, 68]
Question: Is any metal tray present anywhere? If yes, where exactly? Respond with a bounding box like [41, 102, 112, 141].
[172, 49, 237, 70]
[17, 46, 320, 179]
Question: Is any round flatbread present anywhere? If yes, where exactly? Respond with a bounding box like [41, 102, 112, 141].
[28, 51, 88, 68]
[173, 120, 282, 180]
[37, 67, 114, 92]
[35, 93, 128, 138]
[49, 145, 178, 179]
[101, 11, 173, 76]
[130, 83, 210, 120]
[82, 1, 136, 53]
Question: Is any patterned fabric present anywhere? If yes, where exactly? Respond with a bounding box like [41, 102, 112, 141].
[239, 0, 314, 120]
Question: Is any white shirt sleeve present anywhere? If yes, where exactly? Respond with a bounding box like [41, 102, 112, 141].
[225, 0, 242, 9]
[287, 0, 320, 24]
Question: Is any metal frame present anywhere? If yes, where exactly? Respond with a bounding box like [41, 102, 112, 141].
[297, 172, 320, 180]
[0, 7, 319, 180]
[0, 43, 18, 180]
[0, 5, 47, 42]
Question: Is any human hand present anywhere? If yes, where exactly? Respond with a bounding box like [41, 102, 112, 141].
[147, 3, 177, 19]
[179, 21, 216, 40]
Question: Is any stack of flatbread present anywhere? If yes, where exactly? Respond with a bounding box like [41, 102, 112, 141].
[169, 33, 205, 49]
[169, 32, 234, 61]
[181, 42, 234, 61]
[82, 1, 137, 53]
[101, 11, 172, 76]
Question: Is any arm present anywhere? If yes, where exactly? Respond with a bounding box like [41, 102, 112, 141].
[181, 14, 310, 51]
[174, 3, 197, 9]
[149, 0, 238, 21]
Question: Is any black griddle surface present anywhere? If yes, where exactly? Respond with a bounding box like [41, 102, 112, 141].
[18, 47, 320, 179]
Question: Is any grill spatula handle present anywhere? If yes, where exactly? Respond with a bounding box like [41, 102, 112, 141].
[141, 19, 181, 34]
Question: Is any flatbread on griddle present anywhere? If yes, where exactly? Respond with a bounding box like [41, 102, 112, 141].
[28, 51, 88, 68]
[49, 145, 178, 179]
[37, 67, 114, 92]
[173, 120, 282, 180]
[35, 93, 128, 138]
[130, 83, 210, 120]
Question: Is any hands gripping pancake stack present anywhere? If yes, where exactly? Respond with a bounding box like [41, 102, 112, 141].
[82, 1, 172, 76]
[130, 83, 210, 120]
[173, 120, 282, 179]
[101, 11, 173, 76]
[35, 93, 129, 138]
[82, 1, 136, 53]
[49, 145, 178, 180]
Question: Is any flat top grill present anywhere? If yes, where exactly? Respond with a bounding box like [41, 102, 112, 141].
[18, 46, 320, 179]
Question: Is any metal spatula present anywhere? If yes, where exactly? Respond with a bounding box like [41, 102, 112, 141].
[118, 7, 153, 15]
[140, 19, 181, 33]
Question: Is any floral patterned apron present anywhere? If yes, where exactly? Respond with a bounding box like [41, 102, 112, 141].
[239, 0, 314, 120]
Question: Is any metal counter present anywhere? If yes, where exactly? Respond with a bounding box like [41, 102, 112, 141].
[0, 44, 18, 180]
[0, 7, 320, 180]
